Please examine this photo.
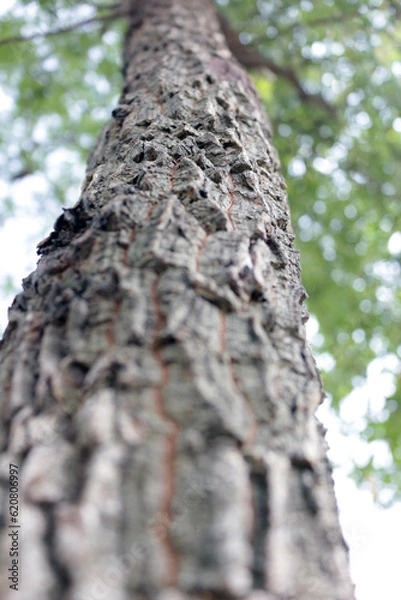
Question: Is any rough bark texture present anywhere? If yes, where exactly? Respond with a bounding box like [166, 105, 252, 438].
[0, 1, 354, 599]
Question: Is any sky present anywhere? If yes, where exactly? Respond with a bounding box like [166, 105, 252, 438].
[317, 399, 401, 600]
[0, 0, 400, 597]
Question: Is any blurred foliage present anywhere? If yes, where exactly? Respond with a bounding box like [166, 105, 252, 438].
[0, 0, 400, 503]
[0, 0, 123, 209]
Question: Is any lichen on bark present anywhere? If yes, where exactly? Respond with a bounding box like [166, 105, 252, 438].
[0, 1, 354, 599]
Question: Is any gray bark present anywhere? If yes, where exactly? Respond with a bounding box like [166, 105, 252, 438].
[0, 1, 354, 599]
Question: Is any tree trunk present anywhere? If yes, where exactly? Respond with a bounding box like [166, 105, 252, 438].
[0, 1, 354, 599]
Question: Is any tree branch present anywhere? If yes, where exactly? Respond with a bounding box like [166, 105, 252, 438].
[0, 9, 126, 47]
[83, 1, 120, 9]
[219, 15, 336, 117]
[277, 12, 361, 36]
[387, 0, 401, 18]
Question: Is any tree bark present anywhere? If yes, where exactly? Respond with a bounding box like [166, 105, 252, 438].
[0, 1, 354, 599]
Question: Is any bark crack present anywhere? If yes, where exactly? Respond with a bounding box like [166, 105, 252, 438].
[249, 468, 268, 589]
[151, 277, 180, 587]
[42, 501, 72, 597]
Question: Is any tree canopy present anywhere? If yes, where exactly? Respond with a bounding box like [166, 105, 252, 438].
[0, 0, 400, 502]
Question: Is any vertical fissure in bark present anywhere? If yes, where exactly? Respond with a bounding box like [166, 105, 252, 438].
[151, 276, 180, 587]
[0, 0, 354, 598]
[250, 467, 268, 589]
[42, 502, 72, 594]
